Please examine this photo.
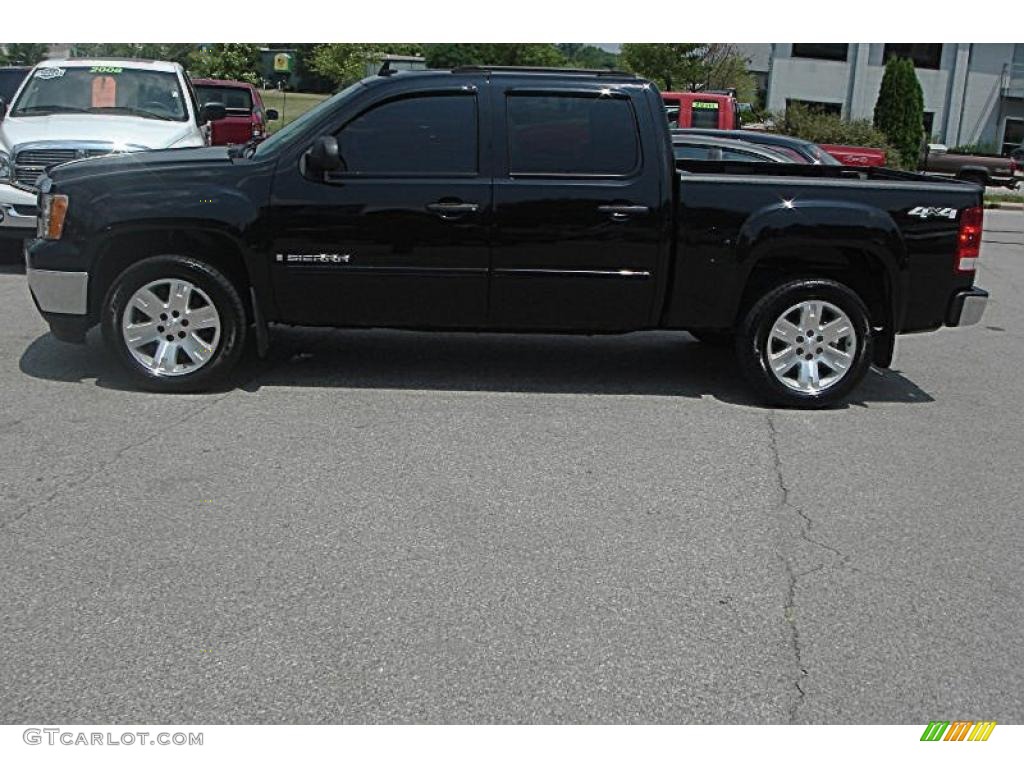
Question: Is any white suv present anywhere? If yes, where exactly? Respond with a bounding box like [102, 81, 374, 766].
[0, 58, 219, 241]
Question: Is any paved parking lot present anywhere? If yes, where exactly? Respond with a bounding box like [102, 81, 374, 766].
[0, 211, 1021, 724]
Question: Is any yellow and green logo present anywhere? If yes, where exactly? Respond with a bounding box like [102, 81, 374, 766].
[920, 721, 997, 741]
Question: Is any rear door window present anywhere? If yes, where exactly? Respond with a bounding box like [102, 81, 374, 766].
[507, 93, 640, 176]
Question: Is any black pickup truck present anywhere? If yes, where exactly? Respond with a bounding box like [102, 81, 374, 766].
[25, 66, 988, 407]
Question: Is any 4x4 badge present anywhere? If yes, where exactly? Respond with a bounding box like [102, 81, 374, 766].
[908, 206, 958, 220]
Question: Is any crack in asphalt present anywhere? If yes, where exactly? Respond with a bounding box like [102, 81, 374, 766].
[0, 390, 234, 533]
[2, 322, 348, 533]
[765, 412, 851, 723]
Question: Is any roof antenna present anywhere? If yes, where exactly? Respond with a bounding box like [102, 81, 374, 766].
[378, 59, 397, 77]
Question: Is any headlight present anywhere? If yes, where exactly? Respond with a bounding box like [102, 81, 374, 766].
[37, 194, 69, 240]
[0, 150, 11, 182]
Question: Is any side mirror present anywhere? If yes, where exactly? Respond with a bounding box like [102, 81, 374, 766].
[199, 102, 227, 124]
[305, 135, 344, 174]
[265, 108, 279, 121]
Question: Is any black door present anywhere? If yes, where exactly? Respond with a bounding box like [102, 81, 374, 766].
[269, 83, 491, 328]
[489, 87, 662, 331]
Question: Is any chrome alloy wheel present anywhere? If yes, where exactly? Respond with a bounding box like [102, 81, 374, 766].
[766, 300, 857, 394]
[121, 278, 221, 377]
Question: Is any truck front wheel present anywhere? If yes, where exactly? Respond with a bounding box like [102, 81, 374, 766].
[736, 278, 873, 408]
[101, 255, 248, 393]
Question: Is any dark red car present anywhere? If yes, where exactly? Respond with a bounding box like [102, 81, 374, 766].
[191, 78, 278, 146]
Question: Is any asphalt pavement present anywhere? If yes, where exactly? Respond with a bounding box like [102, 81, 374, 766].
[0, 210, 1021, 723]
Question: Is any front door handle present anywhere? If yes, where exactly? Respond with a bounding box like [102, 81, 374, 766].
[598, 204, 650, 221]
[426, 201, 480, 218]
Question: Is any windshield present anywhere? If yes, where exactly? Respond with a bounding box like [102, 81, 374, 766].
[12, 65, 188, 121]
[253, 83, 362, 157]
[195, 85, 252, 115]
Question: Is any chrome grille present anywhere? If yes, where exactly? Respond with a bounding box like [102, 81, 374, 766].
[14, 147, 113, 189]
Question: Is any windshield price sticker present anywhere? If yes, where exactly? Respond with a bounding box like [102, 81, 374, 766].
[34, 67, 66, 80]
[90, 66, 123, 74]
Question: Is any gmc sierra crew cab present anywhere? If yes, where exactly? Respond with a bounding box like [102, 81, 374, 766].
[25, 66, 989, 408]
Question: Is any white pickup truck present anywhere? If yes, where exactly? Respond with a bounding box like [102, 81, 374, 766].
[0, 58, 224, 242]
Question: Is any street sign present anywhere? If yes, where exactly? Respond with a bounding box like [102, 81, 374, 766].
[273, 53, 293, 74]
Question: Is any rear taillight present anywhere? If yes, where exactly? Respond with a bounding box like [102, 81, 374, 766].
[956, 206, 983, 273]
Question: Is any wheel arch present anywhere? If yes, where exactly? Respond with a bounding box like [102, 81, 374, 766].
[89, 223, 263, 323]
[732, 202, 906, 367]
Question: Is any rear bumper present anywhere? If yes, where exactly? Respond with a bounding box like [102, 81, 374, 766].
[946, 287, 988, 327]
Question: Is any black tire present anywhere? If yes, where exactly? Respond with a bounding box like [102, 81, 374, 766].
[101, 255, 248, 393]
[735, 278, 873, 409]
[689, 329, 734, 347]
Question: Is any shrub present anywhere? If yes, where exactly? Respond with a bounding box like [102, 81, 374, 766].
[769, 104, 901, 167]
[873, 57, 925, 168]
[949, 142, 1002, 156]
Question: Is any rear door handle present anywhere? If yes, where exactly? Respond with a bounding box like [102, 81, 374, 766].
[426, 201, 480, 217]
[598, 204, 650, 221]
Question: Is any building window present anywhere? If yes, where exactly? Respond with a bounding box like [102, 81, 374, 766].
[884, 44, 943, 70]
[1003, 118, 1024, 156]
[790, 44, 849, 62]
[786, 99, 842, 117]
[923, 112, 935, 140]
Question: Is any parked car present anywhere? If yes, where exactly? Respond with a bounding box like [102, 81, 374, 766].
[673, 128, 841, 165]
[673, 134, 790, 163]
[0, 66, 30, 104]
[192, 78, 278, 146]
[820, 144, 887, 167]
[921, 144, 1019, 188]
[663, 91, 740, 130]
[0, 58, 226, 244]
[26, 66, 987, 408]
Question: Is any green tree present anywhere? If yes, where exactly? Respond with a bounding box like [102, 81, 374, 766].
[423, 43, 565, 69]
[556, 44, 620, 69]
[620, 42, 753, 98]
[311, 43, 424, 87]
[2, 43, 51, 66]
[310, 44, 376, 86]
[67, 43, 198, 65]
[162, 44, 201, 68]
[188, 44, 262, 85]
[873, 57, 924, 168]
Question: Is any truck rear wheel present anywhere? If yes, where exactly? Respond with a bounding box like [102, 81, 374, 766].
[736, 278, 873, 408]
[101, 255, 248, 393]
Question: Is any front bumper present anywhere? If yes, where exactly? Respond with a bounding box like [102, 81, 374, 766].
[25, 238, 92, 343]
[946, 287, 989, 327]
[27, 266, 89, 315]
[0, 182, 38, 236]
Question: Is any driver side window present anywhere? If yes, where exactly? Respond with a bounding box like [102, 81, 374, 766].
[336, 93, 478, 176]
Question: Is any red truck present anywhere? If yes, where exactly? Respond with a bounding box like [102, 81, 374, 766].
[191, 78, 278, 146]
[820, 144, 887, 167]
[664, 93, 886, 166]
[662, 91, 740, 130]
